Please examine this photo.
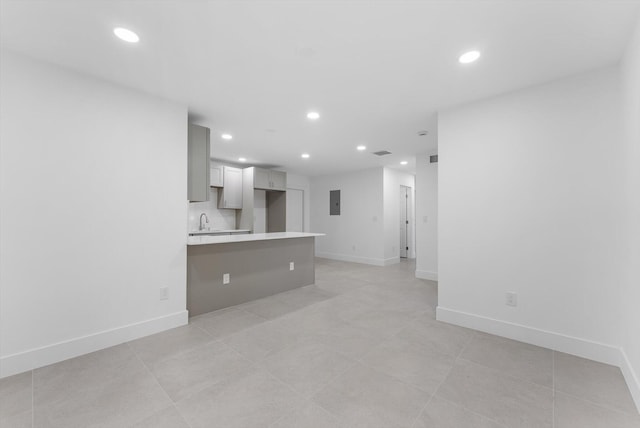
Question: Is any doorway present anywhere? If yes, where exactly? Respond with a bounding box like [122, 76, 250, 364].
[286, 188, 304, 232]
[400, 185, 411, 258]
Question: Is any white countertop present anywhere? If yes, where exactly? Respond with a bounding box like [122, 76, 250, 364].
[189, 229, 250, 236]
[187, 232, 324, 246]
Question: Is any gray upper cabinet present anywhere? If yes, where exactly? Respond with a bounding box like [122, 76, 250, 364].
[253, 167, 287, 191]
[218, 166, 243, 209]
[210, 162, 224, 187]
[188, 124, 210, 202]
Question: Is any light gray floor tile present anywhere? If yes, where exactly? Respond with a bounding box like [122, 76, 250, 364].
[347, 306, 421, 338]
[436, 359, 553, 428]
[2, 410, 32, 428]
[554, 352, 637, 414]
[34, 344, 142, 408]
[276, 305, 345, 338]
[271, 400, 343, 428]
[360, 337, 455, 394]
[128, 324, 213, 366]
[312, 362, 430, 428]
[261, 340, 355, 398]
[239, 294, 301, 319]
[314, 277, 370, 295]
[0, 371, 32, 421]
[276, 284, 336, 308]
[223, 318, 297, 362]
[35, 366, 170, 428]
[130, 405, 190, 428]
[413, 396, 506, 428]
[176, 366, 304, 428]
[190, 307, 267, 339]
[554, 391, 640, 428]
[306, 320, 382, 359]
[33, 345, 171, 427]
[148, 340, 252, 402]
[396, 315, 474, 358]
[460, 333, 553, 387]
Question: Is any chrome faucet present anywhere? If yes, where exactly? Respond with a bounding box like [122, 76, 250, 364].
[199, 213, 209, 231]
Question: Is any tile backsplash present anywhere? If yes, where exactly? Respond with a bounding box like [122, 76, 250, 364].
[188, 187, 236, 231]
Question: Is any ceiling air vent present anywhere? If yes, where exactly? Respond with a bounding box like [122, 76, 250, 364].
[372, 150, 392, 156]
[430, 155, 438, 163]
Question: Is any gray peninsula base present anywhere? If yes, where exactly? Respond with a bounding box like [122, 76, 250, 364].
[187, 237, 316, 316]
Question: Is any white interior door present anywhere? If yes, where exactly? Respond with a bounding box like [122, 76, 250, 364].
[400, 185, 409, 258]
[286, 188, 304, 232]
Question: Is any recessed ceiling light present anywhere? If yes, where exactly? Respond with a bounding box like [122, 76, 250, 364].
[301, 153, 310, 159]
[221, 134, 233, 140]
[113, 27, 139, 43]
[400, 161, 408, 165]
[306, 112, 320, 120]
[459, 50, 481, 64]
[357, 145, 367, 151]
[238, 157, 246, 162]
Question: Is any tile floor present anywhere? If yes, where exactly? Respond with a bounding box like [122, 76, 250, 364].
[1, 258, 639, 427]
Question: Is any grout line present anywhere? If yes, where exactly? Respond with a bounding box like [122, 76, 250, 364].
[552, 350, 556, 428]
[126, 342, 194, 428]
[31, 369, 34, 427]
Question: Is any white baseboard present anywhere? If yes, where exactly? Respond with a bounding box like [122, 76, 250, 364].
[316, 252, 387, 266]
[620, 349, 640, 414]
[0, 310, 188, 378]
[415, 270, 438, 281]
[437, 306, 640, 413]
[383, 257, 400, 266]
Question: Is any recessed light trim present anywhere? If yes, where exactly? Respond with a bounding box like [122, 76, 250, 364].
[306, 111, 320, 120]
[238, 157, 246, 162]
[400, 161, 408, 165]
[221, 134, 233, 140]
[301, 153, 310, 159]
[113, 27, 139, 43]
[459, 50, 481, 64]
[357, 145, 367, 151]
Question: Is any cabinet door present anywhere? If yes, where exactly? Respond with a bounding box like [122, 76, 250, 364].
[253, 167, 271, 190]
[269, 170, 287, 191]
[187, 124, 210, 202]
[220, 166, 243, 209]
[209, 162, 224, 187]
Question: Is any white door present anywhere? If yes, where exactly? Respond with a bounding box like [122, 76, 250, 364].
[286, 188, 304, 232]
[400, 186, 409, 258]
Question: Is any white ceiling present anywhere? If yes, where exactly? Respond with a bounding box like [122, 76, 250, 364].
[2, 0, 639, 176]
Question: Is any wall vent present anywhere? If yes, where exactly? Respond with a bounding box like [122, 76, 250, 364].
[430, 155, 438, 163]
[372, 150, 392, 156]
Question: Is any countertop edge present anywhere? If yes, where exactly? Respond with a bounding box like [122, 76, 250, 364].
[187, 232, 325, 246]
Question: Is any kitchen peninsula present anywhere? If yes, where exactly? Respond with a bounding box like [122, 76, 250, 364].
[187, 232, 324, 316]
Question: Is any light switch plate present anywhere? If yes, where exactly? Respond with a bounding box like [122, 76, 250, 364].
[223, 273, 230, 285]
[289, 262, 294, 271]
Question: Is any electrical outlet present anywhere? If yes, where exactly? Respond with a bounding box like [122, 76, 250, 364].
[289, 262, 294, 271]
[160, 287, 169, 300]
[506, 292, 517, 307]
[223, 273, 230, 285]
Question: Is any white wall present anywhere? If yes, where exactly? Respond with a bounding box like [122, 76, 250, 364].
[437, 67, 627, 364]
[310, 168, 385, 265]
[0, 51, 189, 377]
[415, 149, 438, 281]
[286, 173, 311, 232]
[382, 168, 415, 262]
[620, 16, 640, 409]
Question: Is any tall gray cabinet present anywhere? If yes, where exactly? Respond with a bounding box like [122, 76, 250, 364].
[187, 124, 210, 202]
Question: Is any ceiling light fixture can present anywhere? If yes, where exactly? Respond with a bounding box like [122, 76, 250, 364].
[459, 50, 481, 64]
[238, 157, 246, 162]
[400, 161, 408, 165]
[357, 145, 367, 151]
[301, 153, 310, 159]
[306, 112, 320, 120]
[221, 134, 233, 140]
[113, 27, 139, 43]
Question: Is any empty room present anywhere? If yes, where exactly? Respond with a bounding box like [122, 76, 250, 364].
[1, 1, 639, 427]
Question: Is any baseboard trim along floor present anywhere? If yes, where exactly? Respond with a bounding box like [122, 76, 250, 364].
[0, 310, 188, 378]
[437, 306, 640, 413]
